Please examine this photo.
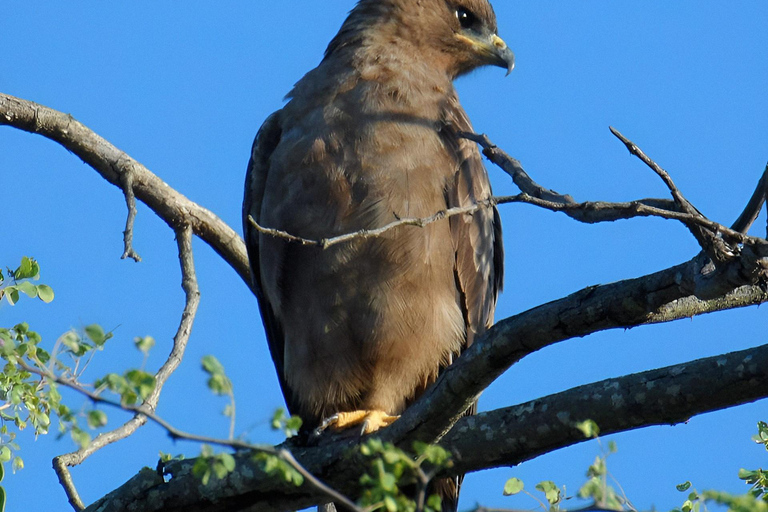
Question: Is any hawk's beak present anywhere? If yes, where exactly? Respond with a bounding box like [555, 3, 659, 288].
[457, 32, 516, 75]
[489, 34, 515, 75]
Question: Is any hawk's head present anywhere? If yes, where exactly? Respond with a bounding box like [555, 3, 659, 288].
[326, 0, 514, 80]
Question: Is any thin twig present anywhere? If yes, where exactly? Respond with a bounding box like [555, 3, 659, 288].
[120, 167, 142, 262]
[52, 225, 201, 511]
[249, 194, 768, 259]
[608, 126, 735, 262]
[279, 449, 364, 512]
[458, 130, 576, 204]
[0, 92, 253, 291]
[731, 162, 768, 234]
[609, 127, 695, 214]
[248, 199, 494, 249]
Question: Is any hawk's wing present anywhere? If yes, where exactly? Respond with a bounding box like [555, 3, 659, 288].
[436, 93, 504, 512]
[443, 94, 504, 352]
[242, 111, 296, 412]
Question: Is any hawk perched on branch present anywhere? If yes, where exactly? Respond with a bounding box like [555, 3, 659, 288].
[244, 0, 511, 508]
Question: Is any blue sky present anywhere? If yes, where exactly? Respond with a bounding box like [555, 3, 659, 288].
[1, 2, 767, 511]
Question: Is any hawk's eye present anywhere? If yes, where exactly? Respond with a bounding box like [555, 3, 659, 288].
[455, 7, 476, 29]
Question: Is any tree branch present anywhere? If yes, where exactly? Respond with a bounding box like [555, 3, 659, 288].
[51, 226, 200, 510]
[82, 343, 768, 512]
[381, 250, 768, 447]
[0, 92, 253, 292]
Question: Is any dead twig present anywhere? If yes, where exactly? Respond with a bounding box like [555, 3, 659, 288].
[52, 225, 200, 511]
[119, 166, 141, 262]
[609, 126, 736, 263]
[731, 162, 768, 234]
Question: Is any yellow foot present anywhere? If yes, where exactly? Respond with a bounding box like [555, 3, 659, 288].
[318, 409, 400, 436]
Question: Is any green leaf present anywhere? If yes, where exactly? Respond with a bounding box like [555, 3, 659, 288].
[503, 477, 524, 495]
[60, 331, 90, 357]
[125, 370, 156, 401]
[426, 494, 442, 512]
[739, 469, 759, 482]
[202, 355, 225, 375]
[14, 281, 37, 299]
[5, 288, 19, 306]
[192, 458, 212, 486]
[219, 453, 235, 472]
[384, 495, 398, 512]
[85, 324, 111, 347]
[271, 408, 286, 430]
[87, 410, 108, 429]
[134, 336, 155, 355]
[14, 257, 38, 280]
[11, 457, 23, 473]
[535, 481, 561, 506]
[677, 481, 692, 492]
[575, 419, 600, 438]
[71, 428, 91, 449]
[0, 483, 5, 512]
[35, 284, 54, 303]
[202, 355, 232, 395]
[0, 447, 11, 464]
[0, 461, 4, 481]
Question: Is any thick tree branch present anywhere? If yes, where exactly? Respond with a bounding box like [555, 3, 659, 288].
[0, 93, 253, 292]
[382, 250, 768, 447]
[83, 343, 768, 512]
[441, 343, 768, 474]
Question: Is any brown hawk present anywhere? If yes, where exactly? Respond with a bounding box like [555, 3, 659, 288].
[243, 0, 512, 508]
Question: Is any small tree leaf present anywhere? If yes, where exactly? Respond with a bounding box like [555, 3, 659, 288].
[503, 477, 524, 495]
[575, 419, 600, 438]
[134, 336, 155, 355]
[35, 285, 54, 303]
[87, 410, 108, 429]
[14, 281, 37, 299]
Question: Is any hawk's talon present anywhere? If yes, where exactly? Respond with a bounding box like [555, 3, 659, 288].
[314, 409, 400, 437]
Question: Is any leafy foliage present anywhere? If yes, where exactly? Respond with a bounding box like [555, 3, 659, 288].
[0, 257, 163, 505]
[504, 421, 630, 512]
[0, 257, 53, 306]
[192, 444, 236, 486]
[673, 422, 768, 512]
[270, 408, 302, 439]
[251, 451, 304, 487]
[357, 438, 452, 512]
[202, 355, 237, 439]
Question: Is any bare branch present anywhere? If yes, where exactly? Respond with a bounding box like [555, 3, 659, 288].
[250, 193, 767, 259]
[382, 250, 768, 446]
[248, 199, 494, 249]
[120, 168, 142, 262]
[609, 127, 739, 264]
[457, 130, 576, 204]
[83, 342, 768, 512]
[609, 127, 696, 215]
[731, 162, 768, 234]
[442, 343, 768, 475]
[52, 225, 200, 510]
[0, 92, 253, 292]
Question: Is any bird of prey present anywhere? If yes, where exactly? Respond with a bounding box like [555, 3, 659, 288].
[243, 0, 511, 508]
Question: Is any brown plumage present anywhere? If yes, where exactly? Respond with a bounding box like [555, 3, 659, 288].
[243, 0, 511, 509]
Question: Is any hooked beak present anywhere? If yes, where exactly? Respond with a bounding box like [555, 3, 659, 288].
[457, 31, 515, 75]
[489, 34, 515, 75]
